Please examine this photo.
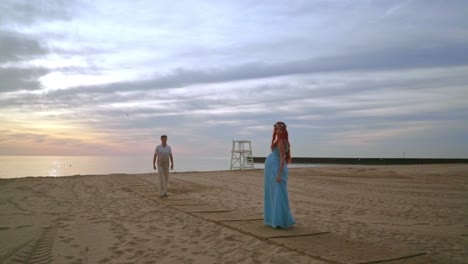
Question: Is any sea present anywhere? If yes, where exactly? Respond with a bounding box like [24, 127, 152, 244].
[0, 156, 323, 179]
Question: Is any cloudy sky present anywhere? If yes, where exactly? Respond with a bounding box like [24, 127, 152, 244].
[1, 0, 467, 159]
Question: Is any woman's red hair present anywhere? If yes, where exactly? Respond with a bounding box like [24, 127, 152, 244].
[271, 121, 292, 164]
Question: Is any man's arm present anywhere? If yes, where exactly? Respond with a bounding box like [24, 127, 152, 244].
[169, 153, 174, 170]
[153, 153, 158, 170]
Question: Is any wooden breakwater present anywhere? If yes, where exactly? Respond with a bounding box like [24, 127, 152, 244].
[252, 157, 468, 165]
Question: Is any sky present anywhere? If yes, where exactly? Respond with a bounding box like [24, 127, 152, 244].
[0, 0, 467, 159]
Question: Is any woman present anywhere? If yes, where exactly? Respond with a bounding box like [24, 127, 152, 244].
[264, 121, 296, 229]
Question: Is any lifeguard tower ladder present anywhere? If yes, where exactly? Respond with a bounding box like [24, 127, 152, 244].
[230, 140, 255, 170]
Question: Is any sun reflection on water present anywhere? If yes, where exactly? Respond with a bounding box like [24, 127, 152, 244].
[48, 169, 59, 177]
[47, 160, 63, 177]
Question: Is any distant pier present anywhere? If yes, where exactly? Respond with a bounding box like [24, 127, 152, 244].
[252, 157, 468, 165]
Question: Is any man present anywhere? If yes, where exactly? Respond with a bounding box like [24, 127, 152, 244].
[153, 135, 174, 198]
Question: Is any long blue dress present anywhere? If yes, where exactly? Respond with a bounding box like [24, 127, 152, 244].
[264, 146, 296, 228]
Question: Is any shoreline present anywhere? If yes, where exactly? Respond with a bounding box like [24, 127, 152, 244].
[254, 156, 468, 165]
[1, 164, 467, 263]
[5, 162, 468, 180]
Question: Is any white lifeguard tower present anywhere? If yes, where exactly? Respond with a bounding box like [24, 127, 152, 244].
[230, 140, 255, 170]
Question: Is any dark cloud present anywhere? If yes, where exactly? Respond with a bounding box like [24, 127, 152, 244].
[0, 0, 79, 25]
[0, 30, 46, 63]
[0, 30, 49, 92]
[0, 1, 84, 93]
[44, 40, 468, 96]
[0, 67, 47, 92]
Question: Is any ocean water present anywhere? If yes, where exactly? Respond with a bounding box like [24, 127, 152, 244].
[0, 156, 232, 179]
[0, 156, 325, 179]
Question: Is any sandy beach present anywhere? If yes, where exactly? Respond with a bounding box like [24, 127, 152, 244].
[0, 164, 467, 264]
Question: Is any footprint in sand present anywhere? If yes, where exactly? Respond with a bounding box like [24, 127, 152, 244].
[61, 237, 74, 243]
[127, 240, 138, 246]
[114, 249, 125, 256]
[136, 237, 150, 243]
[15, 225, 32, 229]
[98, 257, 111, 263]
